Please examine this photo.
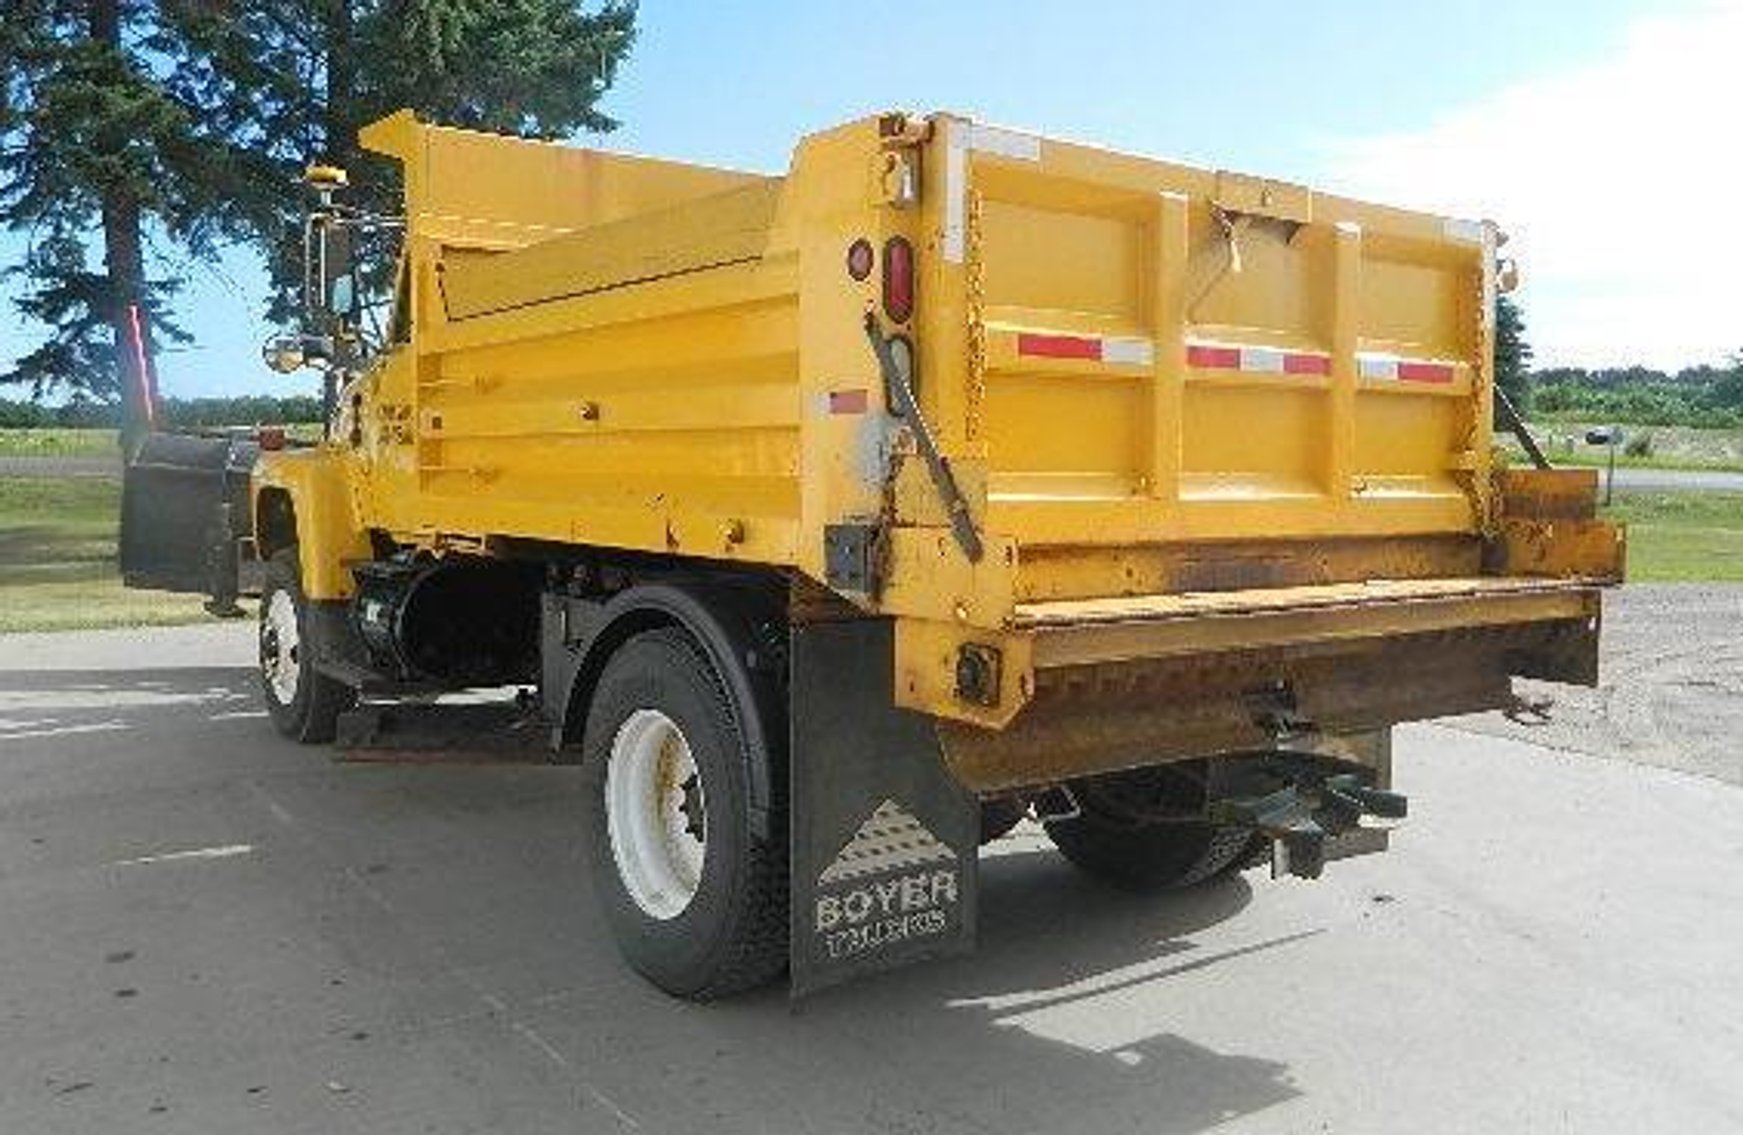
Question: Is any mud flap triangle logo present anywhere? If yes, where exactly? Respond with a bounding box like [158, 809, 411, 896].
[819, 799, 956, 886]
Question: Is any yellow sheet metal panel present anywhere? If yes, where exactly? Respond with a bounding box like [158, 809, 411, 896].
[261, 110, 1618, 728]
[959, 123, 1492, 561]
[438, 180, 784, 320]
[359, 110, 765, 249]
[348, 110, 1501, 586]
[252, 448, 374, 601]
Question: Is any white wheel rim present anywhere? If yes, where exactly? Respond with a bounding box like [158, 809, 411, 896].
[605, 709, 707, 920]
[261, 590, 301, 705]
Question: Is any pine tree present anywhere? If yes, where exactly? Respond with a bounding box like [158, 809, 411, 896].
[2, 0, 636, 445]
[1494, 293, 1534, 417]
[165, 0, 637, 321]
[0, 0, 236, 449]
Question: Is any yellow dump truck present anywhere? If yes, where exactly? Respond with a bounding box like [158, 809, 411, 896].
[121, 110, 1623, 998]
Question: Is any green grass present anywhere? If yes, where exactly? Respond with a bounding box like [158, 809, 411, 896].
[1, 475, 1737, 637]
[1513, 420, 1743, 472]
[1549, 449, 1743, 473]
[0, 476, 215, 633]
[1603, 490, 1743, 582]
[0, 424, 325, 459]
[0, 428, 120, 457]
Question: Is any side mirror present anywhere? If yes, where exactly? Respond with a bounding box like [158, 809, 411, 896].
[304, 215, 356, 322]
[261, 336, 306, 374]
[329, 273, 356, 317]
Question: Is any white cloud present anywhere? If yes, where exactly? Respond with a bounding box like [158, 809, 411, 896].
[1320, 3, 1742, 370]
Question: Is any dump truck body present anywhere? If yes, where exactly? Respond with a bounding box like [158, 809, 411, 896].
[121, 110, 1622, 997]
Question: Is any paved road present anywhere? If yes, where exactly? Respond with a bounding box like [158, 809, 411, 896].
[1609, 466, 1743, 492]
[1450, 583, 1743, 786]
[1, 615, 1740, 1134]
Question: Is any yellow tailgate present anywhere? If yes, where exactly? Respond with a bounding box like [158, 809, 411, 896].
[932, 118, 1495, 559]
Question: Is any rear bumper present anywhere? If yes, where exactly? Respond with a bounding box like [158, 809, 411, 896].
[1015, 575, 1599, 669]
[896, 575, 1607, 792]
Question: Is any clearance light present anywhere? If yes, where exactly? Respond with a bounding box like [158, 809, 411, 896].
[846, 238, 874, 281]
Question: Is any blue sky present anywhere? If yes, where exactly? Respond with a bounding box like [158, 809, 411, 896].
[2, 0, 1734, 401]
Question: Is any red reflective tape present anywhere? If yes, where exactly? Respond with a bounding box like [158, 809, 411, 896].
[828, 388, 869, 415]
[1397, 361, 1455, 384]
[1283, 352, 1331, 376]
[1017, 332, 1102, 360]
[126, 303, 156, 426]
[1186, 344, 1241, 370]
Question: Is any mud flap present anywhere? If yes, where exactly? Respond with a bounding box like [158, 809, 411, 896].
[789, 619, 979, 997]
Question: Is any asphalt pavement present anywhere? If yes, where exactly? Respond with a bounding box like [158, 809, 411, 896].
[1, 602, 1740, 1134]
[1609, 466, 1743, 492]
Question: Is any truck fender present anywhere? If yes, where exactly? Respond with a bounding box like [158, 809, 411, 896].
[547, 580, 787, 840]
[250, 450, 371, 602]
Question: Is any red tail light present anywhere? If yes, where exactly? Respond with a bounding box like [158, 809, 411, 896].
[882, 237, 914, 324]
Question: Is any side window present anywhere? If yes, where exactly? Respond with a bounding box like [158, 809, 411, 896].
[388, 254, 413, 345]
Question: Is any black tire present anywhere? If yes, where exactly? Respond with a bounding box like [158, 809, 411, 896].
[259, 547, 355, 743]
[580, 627, 787, 999]
[1045, 812, 1254, 892]
[979, 798, 1027, 844]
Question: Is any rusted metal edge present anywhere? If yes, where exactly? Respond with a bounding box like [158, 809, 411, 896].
[1027, 587, 1598, 670]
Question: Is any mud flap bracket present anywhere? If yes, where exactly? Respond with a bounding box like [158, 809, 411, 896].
[789, 619, 979, 997]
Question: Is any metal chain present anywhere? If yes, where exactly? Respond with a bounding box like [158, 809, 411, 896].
[964, 188, 988, 444]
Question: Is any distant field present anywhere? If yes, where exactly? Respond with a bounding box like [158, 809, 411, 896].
[1602, 490, 1743, 582]
[1513, 421, 1743, 472]
[0, 472, 1736, 636]
[0, 477, 213, 633]
[0, 424, 323, 458]
[0, 428, 119, 457]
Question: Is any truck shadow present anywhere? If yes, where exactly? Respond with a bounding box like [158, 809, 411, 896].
[757, 853, 1306, 1134]
[0, 662, 1306, 1134]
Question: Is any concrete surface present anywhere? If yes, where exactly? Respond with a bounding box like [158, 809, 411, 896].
[1609, 466, 1743, 492]
[2, 598, 1741, 1134]
[1449, 583, 1743, 786]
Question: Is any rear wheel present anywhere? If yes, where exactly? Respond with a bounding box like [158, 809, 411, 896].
[259, 548, 355, 743]
[581, 628, 787, 999]
[1045, 764, 1254, 891]
[1046, 813, 1255, 891]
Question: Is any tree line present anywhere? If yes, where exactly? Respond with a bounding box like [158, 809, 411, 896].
[1526, 362, 1743, 428]
[1494, 296, 1739, 428]
[2, 0, 637, 447]
[0, 392, 322, 427]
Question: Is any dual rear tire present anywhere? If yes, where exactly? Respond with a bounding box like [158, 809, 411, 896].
[1043, 764, 1260, 891]
[578, 628, 787, 999]
[1045, 811, 1257, 891]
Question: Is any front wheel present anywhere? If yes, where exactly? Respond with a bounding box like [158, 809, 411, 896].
[580, 628, 787, 999]
[259, 547, 355, 743]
